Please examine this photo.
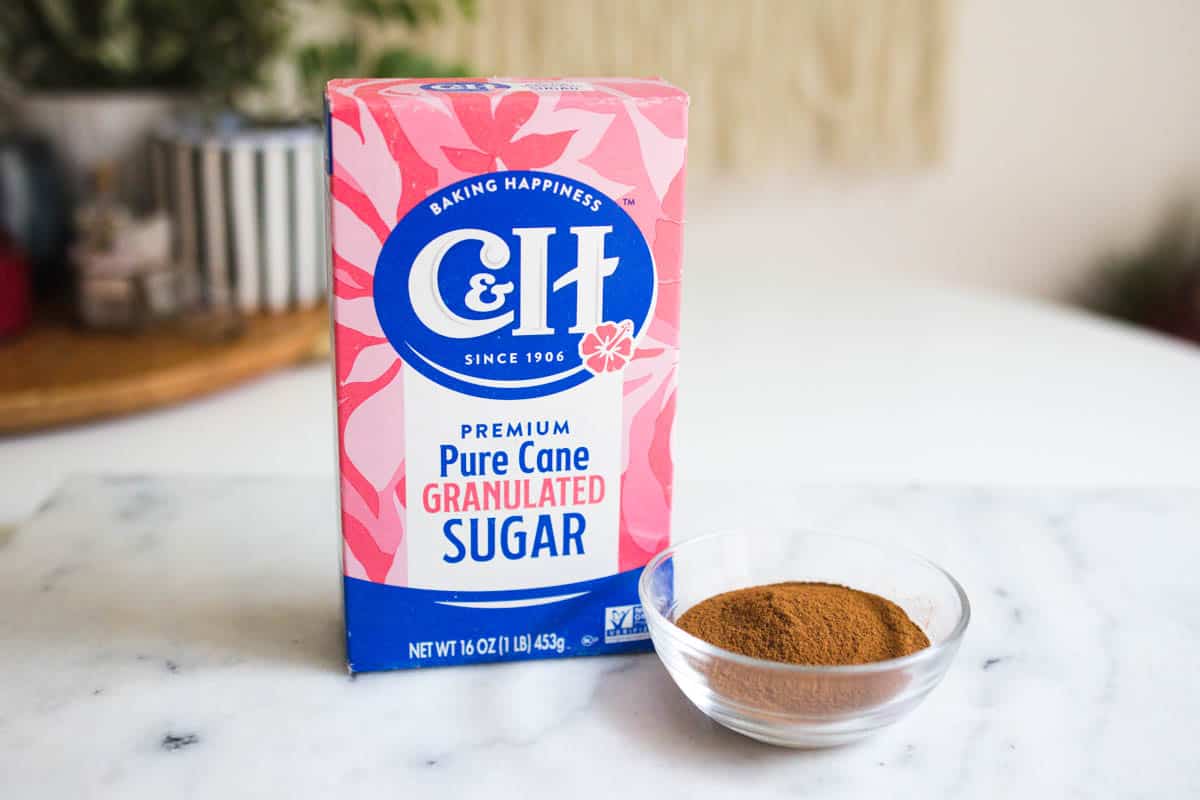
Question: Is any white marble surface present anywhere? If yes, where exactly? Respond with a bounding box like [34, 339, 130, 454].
[2, 475, 1197, 798]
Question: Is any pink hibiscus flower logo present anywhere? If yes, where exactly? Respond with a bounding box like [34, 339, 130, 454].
[442, 91, 575, 174]
[579, 320, 635, 374]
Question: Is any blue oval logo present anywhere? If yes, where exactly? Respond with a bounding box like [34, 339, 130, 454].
[419, 81, 510, 93]
[374, 171, 655, 399]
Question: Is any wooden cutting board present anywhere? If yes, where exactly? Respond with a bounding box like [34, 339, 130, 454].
[0, 304, 329, 434]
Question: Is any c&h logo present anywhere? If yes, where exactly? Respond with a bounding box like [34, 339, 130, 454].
[419, 81, 510, 93]
[373, 171, 655, 399]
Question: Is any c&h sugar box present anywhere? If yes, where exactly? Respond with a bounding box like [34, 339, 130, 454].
[325, 78, 687, 671]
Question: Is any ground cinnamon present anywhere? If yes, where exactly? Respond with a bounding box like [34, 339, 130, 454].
[675, 582, 933, 719]
[677, 581, 929, 665]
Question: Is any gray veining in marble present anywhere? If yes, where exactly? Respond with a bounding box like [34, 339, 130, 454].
[1, 475, 1197, 798]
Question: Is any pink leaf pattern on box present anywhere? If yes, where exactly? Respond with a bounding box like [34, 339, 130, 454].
[327, 79, 686, 584]
[442, 91, 576, 173]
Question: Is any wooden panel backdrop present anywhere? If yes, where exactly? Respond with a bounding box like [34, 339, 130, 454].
[399, 0, 950, 172]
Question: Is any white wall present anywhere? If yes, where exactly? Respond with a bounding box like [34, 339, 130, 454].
[690, 0, 1200, 299]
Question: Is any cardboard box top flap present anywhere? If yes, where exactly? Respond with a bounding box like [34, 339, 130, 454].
[326, 77, 689, 105]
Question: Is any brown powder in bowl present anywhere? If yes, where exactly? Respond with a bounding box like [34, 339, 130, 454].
[675, 582, 933, 718]
[677, 581, 929, 666]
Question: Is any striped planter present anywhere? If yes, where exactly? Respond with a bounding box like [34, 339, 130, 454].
[150, 121, 328, 315]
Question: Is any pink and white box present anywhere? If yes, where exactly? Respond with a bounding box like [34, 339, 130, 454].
[325, 78, 687, 671]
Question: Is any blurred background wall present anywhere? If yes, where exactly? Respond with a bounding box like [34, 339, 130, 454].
[286, 0, 1200, 299]
[407, 0, 949, 172]
[775, 0, 1200, 299]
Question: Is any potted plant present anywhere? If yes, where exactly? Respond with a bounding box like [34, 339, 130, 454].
[0, 1, 290, 206]
[294, 0, 472, 117]
[1083, 203, 1200, 345]
[1, 0, 471, 312]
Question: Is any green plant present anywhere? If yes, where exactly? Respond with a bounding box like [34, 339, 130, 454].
[1083, 203, 1200, 344]
[0, 0, 473, 114]
[0, 1, 291, 96]
[296, 0, 473, 114]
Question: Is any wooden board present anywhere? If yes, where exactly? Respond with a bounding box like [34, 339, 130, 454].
[0, 305, 329, 434]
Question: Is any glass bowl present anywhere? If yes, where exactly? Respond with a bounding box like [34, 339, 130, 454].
[638, 529, 970, 748]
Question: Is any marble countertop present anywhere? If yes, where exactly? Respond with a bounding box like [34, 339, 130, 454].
[3, 475, 1197, 797]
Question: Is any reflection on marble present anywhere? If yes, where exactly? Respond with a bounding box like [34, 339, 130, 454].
[1, 476, 1197, 797]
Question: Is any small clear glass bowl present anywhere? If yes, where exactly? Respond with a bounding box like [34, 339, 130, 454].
[638, 529, 970, 748]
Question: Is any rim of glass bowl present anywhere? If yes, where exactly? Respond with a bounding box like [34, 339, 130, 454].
[637, 528, 972, 675]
